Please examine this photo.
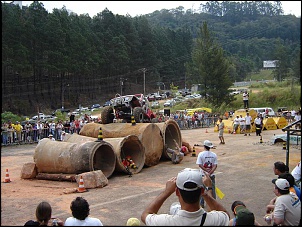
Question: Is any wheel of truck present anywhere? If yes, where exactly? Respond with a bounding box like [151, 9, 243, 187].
[133, 107, 144, 123]
[101, 106, 114, 124]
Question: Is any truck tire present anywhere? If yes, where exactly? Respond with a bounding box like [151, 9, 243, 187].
[101, 106, 114, 124]
[133, 107, 144, 123]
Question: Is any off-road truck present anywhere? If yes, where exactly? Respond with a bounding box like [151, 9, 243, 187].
[101, 93, 157, 124]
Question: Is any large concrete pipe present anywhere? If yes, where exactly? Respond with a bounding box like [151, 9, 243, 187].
[63, 133, 145, 175]
[34, 138, 116, 178]
[155, 119, 182, 160]
[80, 123, 163, 167]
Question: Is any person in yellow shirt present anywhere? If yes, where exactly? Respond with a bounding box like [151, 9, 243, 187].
[13, 121, 23, 144]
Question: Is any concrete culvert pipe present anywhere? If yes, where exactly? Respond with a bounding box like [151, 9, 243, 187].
[155, 119, 182, 160]
[104, 135, 145, 174]
[63, 133, 145, 175]
[34, 138, 116, 178]
[80, 123, 163, 167]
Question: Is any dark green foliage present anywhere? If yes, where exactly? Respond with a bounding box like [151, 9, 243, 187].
[1, 1, 300, 116]
[188, 22, 233, 107]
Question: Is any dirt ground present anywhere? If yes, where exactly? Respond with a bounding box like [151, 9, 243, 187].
[1, 125, 301, 226]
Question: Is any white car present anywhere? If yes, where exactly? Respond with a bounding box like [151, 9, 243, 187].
[32, 113, 46, 120]
[193, 94, 202, 99]
[184, 95, 194, 100]
[163, 100, 175, 107]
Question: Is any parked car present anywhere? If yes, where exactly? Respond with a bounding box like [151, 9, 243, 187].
[147, 94, 156, 102]
[51, 108, 70, 116]
[90, 104, 101, 109]
[276, 107, 289, 117]
[230, 91, 240, 95]
[184, 94, 195, 100]
[103, 101, 112, 107]
[32, 113, 46, 120]
[151, 101, 160, 109]
[155, 94, 162, 100]
[163, 99, 175, 107]
[161, 93, 167, 99]
[250, 107, 276, 117]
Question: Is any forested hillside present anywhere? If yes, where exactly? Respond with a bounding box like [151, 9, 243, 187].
[2, 1, 300, 115]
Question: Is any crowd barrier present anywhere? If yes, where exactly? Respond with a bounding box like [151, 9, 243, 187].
[1, 127, 77, 146]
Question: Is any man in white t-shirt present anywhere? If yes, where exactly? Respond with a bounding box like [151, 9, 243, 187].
[141, 168, 230, 226]
[266, 179, 301, 226]
[244, 112, 252, 136]
[242, 91, 249, 109]
[196, 140, 218, 207]
[232, 115, 240, 134]
[239, 115, 245, 134]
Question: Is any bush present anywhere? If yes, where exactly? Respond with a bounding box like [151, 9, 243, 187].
[1, 111, 22, 124]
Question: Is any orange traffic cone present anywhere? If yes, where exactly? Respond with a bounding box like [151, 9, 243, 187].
[3, 168, 11, 183]
[205, 129, 208, 133]
[77, 176, 87, 193]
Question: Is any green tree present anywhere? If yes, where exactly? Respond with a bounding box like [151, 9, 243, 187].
[189, 21, 233, 107]
[273, 39, 290, 81]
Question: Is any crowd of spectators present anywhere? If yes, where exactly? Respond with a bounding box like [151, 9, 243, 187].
[156, 110, 220, 130]
[1, 113, 99, 146]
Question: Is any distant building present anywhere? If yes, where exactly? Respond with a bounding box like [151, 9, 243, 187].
[263, 60, 279, 69]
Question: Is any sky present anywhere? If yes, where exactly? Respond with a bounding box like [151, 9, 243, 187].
[14, 1, 302, 17]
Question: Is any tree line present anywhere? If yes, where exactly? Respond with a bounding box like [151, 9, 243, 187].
[1, 1, 300, 115]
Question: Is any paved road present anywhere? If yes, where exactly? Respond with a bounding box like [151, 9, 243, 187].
[1, 127, 300, 226]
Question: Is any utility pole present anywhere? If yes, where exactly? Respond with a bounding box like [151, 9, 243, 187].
[142, 68, 146, 95]
[61, 84, 69, 110]
[120, 78, 124, 95]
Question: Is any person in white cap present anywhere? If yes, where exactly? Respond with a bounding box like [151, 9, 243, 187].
[266, 178, 301, 226]
[141, 168, 229, 226]
[196, 140, 218, 208]
[48, 134, 55, 141]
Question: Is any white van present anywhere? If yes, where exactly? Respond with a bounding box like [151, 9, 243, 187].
[250, 107, 275, 117]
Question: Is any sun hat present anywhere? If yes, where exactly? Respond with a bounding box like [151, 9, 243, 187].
[176, 168, 204, 191]
[126, 217, 140, 226]
[203, 140, 213, 148]
[272, 178, 290, 190]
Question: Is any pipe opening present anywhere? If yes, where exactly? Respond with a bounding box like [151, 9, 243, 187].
[92, 143, 116, 178]
[159, 120, 182, 160]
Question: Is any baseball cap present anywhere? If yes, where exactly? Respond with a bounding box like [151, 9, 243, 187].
[272, 178, 290, 190]
[176, 168, 204, 191]
[235, 206, 255, 225]
[203, 140, 213, 148]
[48, 134, 53, 137]
[126, 217, 140, 226]
[278, 173, 295, 187]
